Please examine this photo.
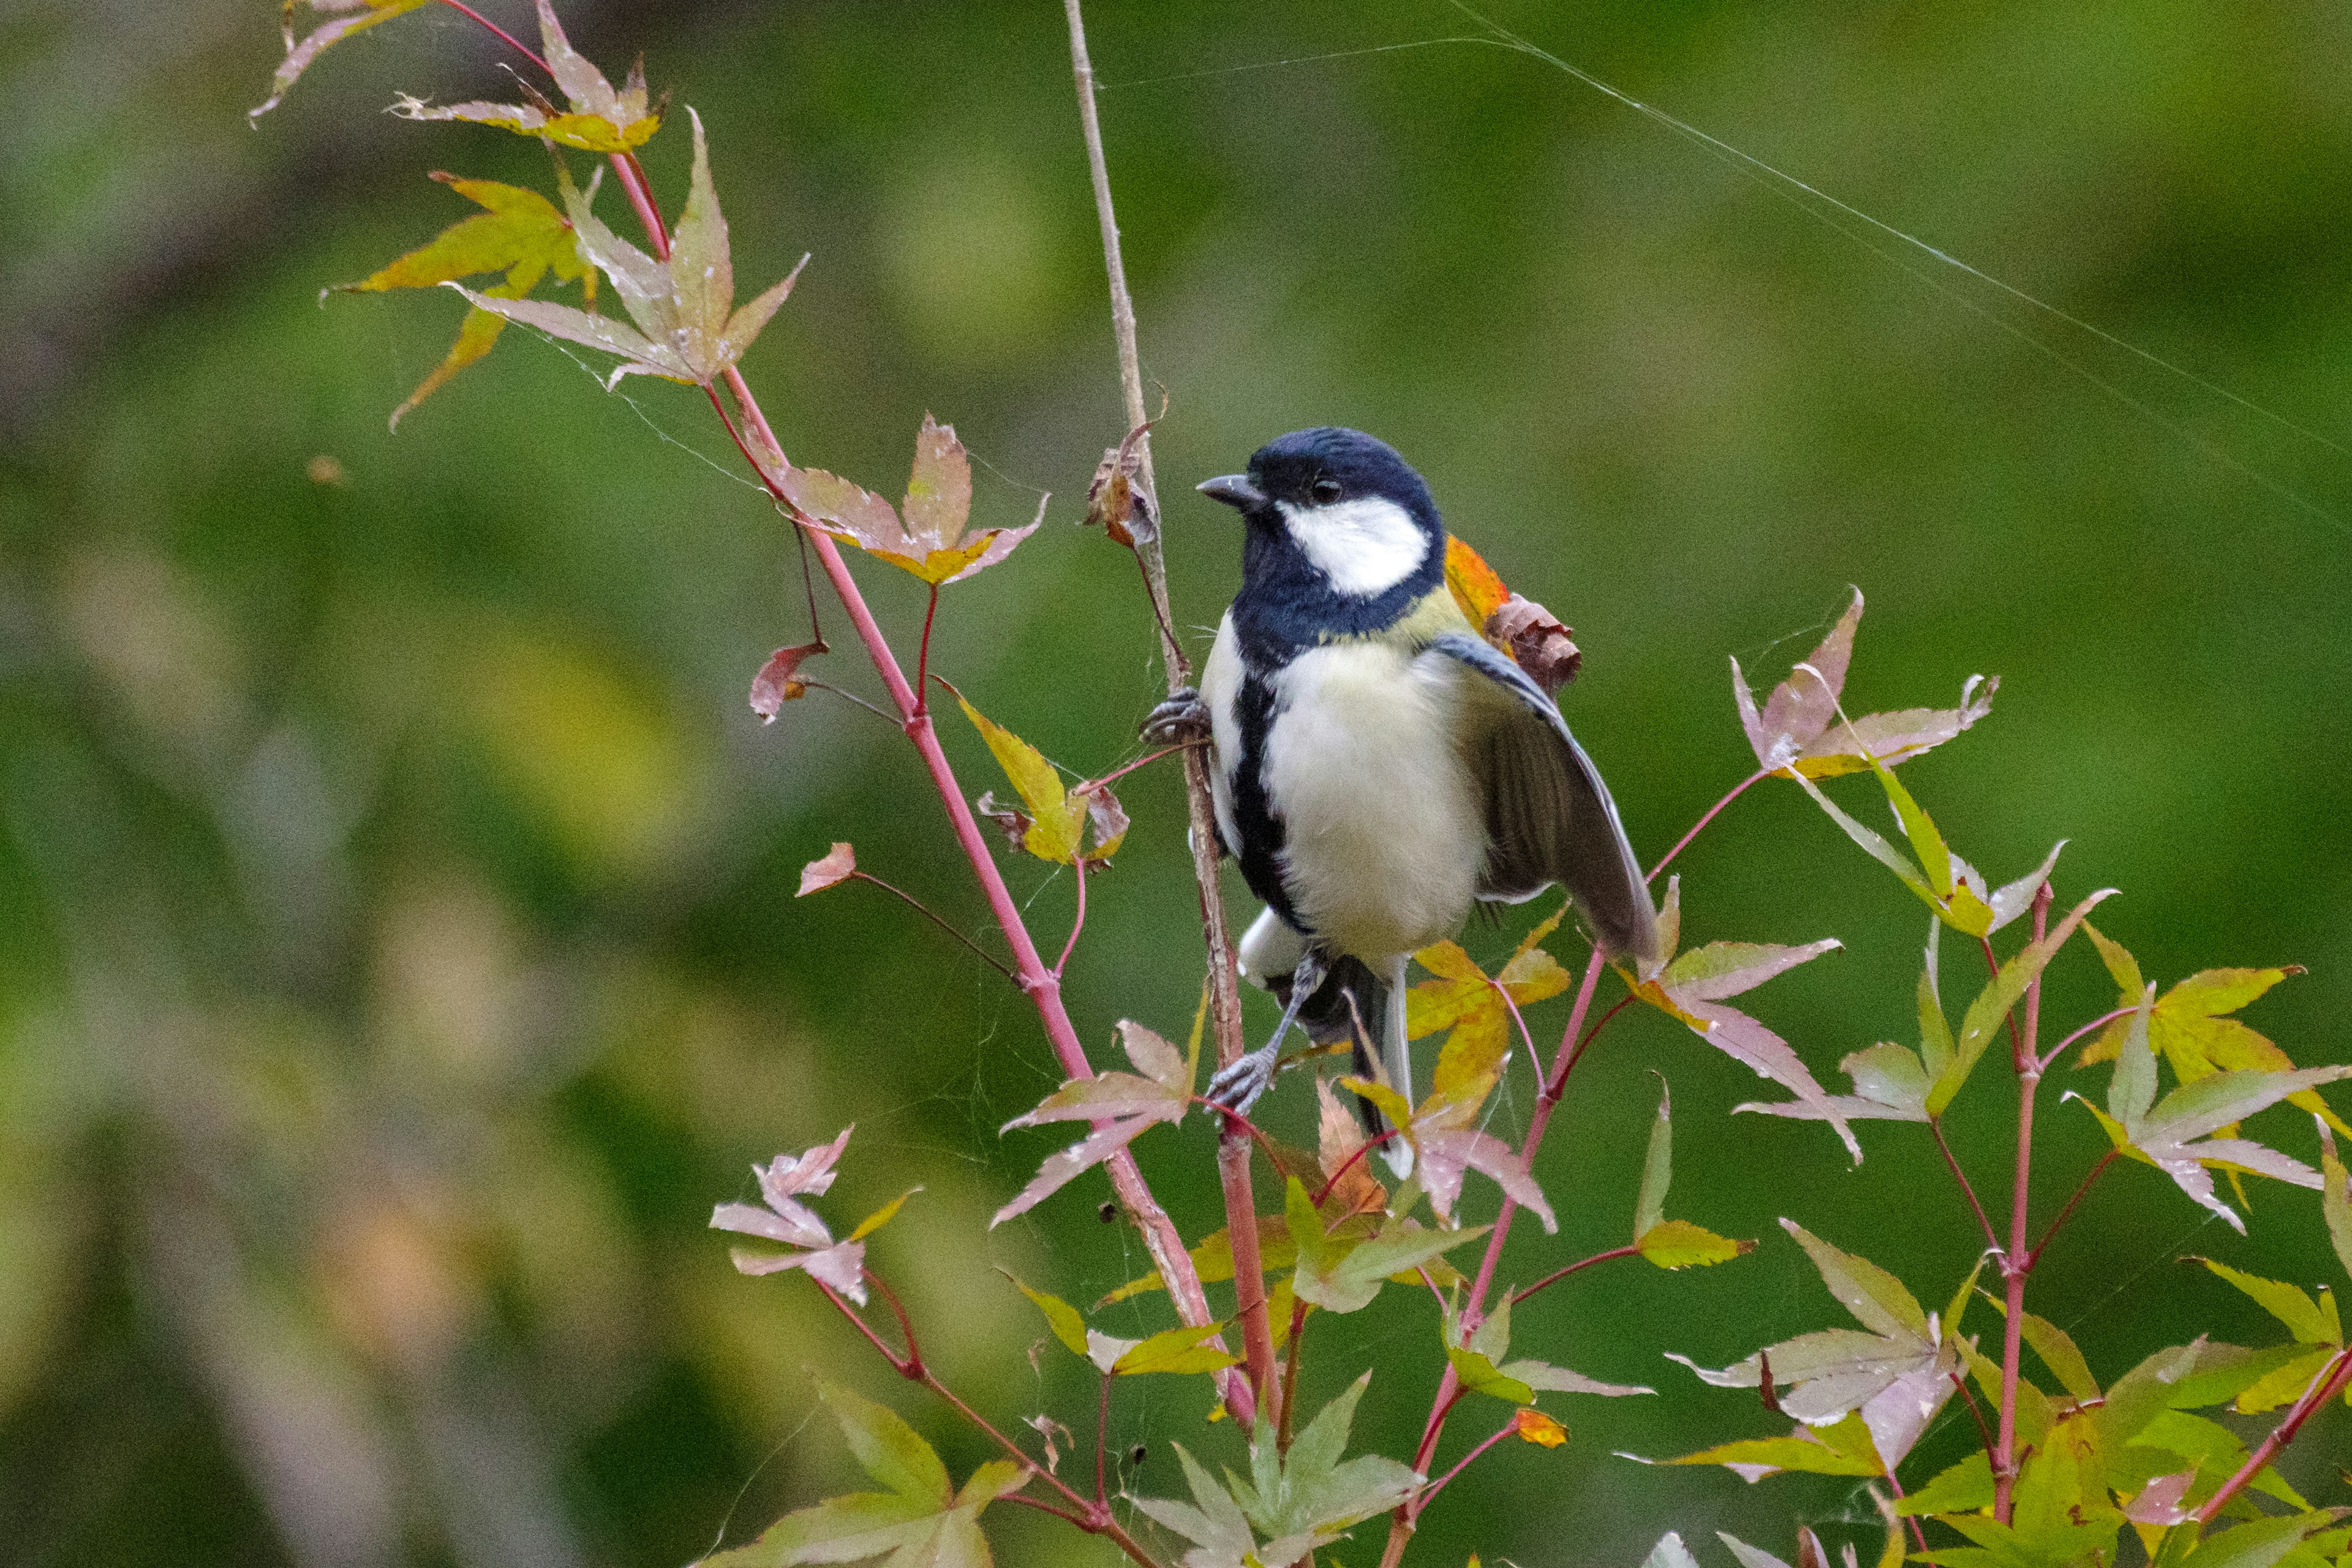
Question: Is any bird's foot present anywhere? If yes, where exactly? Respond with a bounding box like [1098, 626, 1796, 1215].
[1204, 1042, 1280, 1117]
[1140, 687, 1210, 746]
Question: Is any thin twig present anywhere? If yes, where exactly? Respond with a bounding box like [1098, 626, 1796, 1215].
[1510, 1244, 1642, 1305]
[434, 0, 550, 74]
[1550, 992, 1633, 1098]
[801, 679, 897, 725]
[850, 872, 1016, 981]
[1057, 861, 1088, 976]
[1991, 884, 2052, 1523]
[864, 1270, 925, 1375]
[1413, 1417, 1518, 1515]
[2193, 1343, 2352, 1525]
[2038, 1005, 2135, 1076]
[1930, 1116, 2003, 1253]
[1085, 742, 1200, 793]
[1948, 1366, 1998, 1456]
[1881, 1472, 1932, 1556]
[1064, 0, 1269, 1425]
[1648, 767, 1772, 883]
[1278, 1297, 1310, 1455]
[2025, 1149, 2118, 1270]
[915, 586, 940, 717]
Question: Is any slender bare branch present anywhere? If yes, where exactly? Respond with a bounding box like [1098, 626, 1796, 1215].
[1063, 0, 1273, 1425]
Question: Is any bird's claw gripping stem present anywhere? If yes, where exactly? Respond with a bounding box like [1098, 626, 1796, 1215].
[1142, 687, 1211, 746]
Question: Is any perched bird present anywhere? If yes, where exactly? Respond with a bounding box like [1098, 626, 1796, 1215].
[1146, 427, 1656, 1160]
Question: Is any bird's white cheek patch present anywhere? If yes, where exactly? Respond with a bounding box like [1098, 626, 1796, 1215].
[1279, 497, 1430, 598]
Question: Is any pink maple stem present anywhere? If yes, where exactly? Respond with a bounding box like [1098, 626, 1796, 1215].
[1991, 884, 2052, 1523]
[1648, 767, 1772, 883]
[434, 0, 551, 74]
[1412, 1417, 1518, 1517]
[1931, 1115, 2002, 1253]
[1404, 944, 1608, 1507]
[1056, 860, 1088, 976]
[616, 157, 1232, 1404]
[2037, 1005, 2136, 1074]
[1512, 1243, 1643, 1306]
[2194, 1343, 2352, 1525]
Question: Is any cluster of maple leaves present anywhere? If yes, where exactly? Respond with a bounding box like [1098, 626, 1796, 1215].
[260, 6, 2352, 1566]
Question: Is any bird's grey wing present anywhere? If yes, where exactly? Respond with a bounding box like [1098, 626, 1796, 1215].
[1427, 631, 1658, 964]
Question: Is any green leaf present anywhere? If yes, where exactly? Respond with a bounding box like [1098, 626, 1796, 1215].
[955, 691, 1086, 863]
[1638, 1219, 1753, 1269]
[1930, 888, 2117, 1115]
[850, 1188, 921, 1242]
[1920, 962, 1957, 1079]
[2323, 1122, 2352, 1284]
[459, 112, 807, 389]
[816, 1380, 951, 1506]
[1292, 1172, 1487, 1314]
[1897, 1450, 1994, 1515]
[1634, 1076, 1673, 1240]
[1001, 1273, 1089, 1358]
[2178, 1513, 2335, 1568]
[1234, 1373, 1422, 1544]
[1784, 1219, 1928, 1339]
[2195, 1258, 2339, 1345]
[694, 1490, 935, 1567]
[1112, 1322, 1240, 1378]
[1654, 1410, 1885, 1478]
[1448, 1343, 1537, 1406]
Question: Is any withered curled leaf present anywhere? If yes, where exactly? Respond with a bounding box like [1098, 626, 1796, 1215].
[750, 641, 825, 720]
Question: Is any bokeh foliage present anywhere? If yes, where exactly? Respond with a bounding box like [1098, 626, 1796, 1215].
[3, 1, 2350, 1564]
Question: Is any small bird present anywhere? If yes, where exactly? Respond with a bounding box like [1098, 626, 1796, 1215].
[1146, 427, 1657, 1159]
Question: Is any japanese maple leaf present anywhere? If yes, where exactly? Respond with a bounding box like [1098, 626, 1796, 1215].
[1406, 900, 1577, 1094]
[1626, 878, 1858, 1160]
[1444, 537, 1581, 692]
[336, 172, 597, 428]
[453, 110, 806, 388]
[2078, 924, 2345, 1135]
[393, 0, 660, 151]
[1733, 589, 1995, 777]
[1669, 1221, 1958, 1471]
[696, 1381, 1025, 1568]
[990, 1022, 1191, 1227]
[2072, 988, 2351, 1232]
[710, 1125, 872, 1302]
[775, 417, 1045, 587]
[252, 0, 435, 121]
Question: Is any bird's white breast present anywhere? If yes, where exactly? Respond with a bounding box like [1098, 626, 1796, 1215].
[1262, 641, 1482, 962]
[1277, 497, 1430, 598]
[1201, 614, 1246, 859]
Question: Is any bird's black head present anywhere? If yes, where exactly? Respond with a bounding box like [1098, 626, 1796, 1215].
[1197, 428, 1447, 648]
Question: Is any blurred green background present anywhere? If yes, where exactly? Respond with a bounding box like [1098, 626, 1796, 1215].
[4, 1, 2350, 1564]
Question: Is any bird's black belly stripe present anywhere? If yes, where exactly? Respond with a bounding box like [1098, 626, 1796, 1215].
[1229, 670, 1300, 930]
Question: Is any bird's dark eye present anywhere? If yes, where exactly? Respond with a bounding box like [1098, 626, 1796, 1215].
[1310, 475, 1342, 503]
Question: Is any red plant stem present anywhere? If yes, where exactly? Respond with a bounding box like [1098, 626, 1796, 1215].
[1948, 1366, 1998, 1455]
[2038, 1005, 2136, 1075]
[1554, 993, 1633, 1091]
[1511, 1244, 1642, 1306]
[2026, 1149, 2118, 1270]
[1991, 884, 2053, 1524]
[1882, 1472, 1932, 1556]
[914, 586, 939, 717]
[849, 872, 1015, 980]
[2194, 1343, 2352, 1525]
[864, 1270, 925, 1375]
[627, 151, 1226, 1398]
[999, 1493, 1092, 1530]
[1649, 767, 1773, 883]
[1412, 1417, 1518, 1516]
[1057, 861, 1088, 976]
[434, 0, 551, 74]
[1930, 1115, 2002, 1253]
[1095, 1370, 1112, 1507]
[818, 1281, 913, 1373]
[1063, 0, 1270, 1424]
[1085, 743, 1196, 793]
[1401, 944, 1609, 1519]
[1278, 1297, 1310, 1454]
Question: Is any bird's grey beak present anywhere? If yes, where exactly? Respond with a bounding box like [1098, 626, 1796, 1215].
[1197, 473, 1265, 510]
